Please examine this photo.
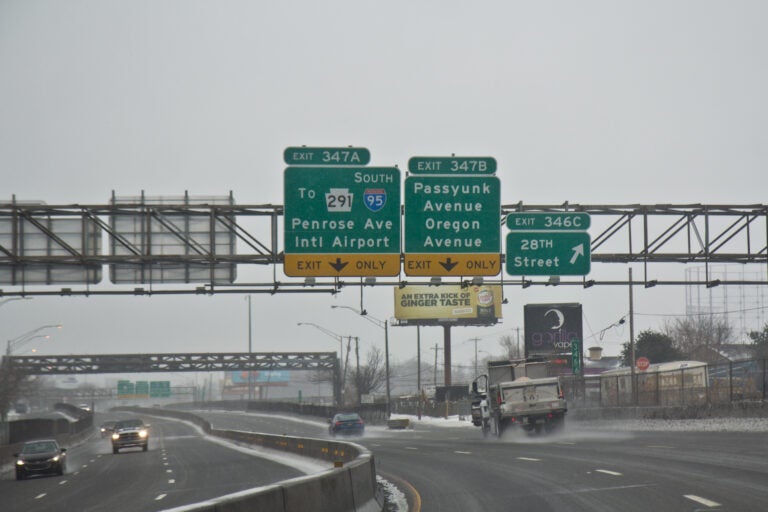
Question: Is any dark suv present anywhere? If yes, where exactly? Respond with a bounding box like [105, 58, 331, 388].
[111, 419, 149, 453]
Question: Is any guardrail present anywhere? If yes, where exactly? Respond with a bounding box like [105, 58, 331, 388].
[113, 407, 383, 512]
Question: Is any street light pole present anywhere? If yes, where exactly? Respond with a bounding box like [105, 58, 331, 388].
[247, 295, 253, 401]
[297, 322, 346, 406]
[6, 324, 62, 357]
[332, 305, 391, 418]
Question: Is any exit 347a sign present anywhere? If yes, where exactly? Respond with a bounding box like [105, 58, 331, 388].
[283, 166, 401, 277]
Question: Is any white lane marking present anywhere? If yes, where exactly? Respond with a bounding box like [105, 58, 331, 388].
[59, 480, 68, 485]
[517, 457, 541, 462]
[168, 479, 176, 484]
[454, 451, 472, 455]
[89, 459, 96, 463]
[596, 469, 622, 476]
[647, 445, 674, 449]
[405, 447, 418, 450]
[81, 464, 88, 468]
[155, 494, 167, 501]
[35, 493, 47, 500]
[684, 495, 722, 508]
[557, 442, 576, 445]
[163, 462, 169, 466]
[166, 469, 173, 473]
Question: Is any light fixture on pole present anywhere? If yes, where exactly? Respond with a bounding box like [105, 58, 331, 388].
[297, 322, 347, 406]
[6, 324, 62, 357]
[331, 305, 391, 418]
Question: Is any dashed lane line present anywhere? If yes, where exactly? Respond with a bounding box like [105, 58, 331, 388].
[517, 457, 541, 462]
[35, 493, 46, 500]
[684, 495, 722, 508]
[454, 451, 472, 455]
[595, 469, 623, 476]
[155, 494, 167, 501]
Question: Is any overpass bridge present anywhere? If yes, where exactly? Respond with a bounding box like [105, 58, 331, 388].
[2, 351, 342, 405]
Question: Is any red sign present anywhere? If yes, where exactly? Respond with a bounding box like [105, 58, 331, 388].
[636, 357, 650, 371]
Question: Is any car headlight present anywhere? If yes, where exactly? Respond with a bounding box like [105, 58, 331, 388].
[16, 459, 25, 466]
[52, 455, 60, 462]
[112, 433, 120, 440]
[139, 430, 148, 438]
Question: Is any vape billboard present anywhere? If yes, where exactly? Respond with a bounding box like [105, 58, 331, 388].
[524, 303, 583, 356]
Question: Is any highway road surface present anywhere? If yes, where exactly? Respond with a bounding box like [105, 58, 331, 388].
[3, 409, 767, 511]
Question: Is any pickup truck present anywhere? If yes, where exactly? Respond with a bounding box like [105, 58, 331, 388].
[111, 418, 150, 453]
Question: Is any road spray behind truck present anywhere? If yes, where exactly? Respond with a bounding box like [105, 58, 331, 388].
[470, 359, 567, 437]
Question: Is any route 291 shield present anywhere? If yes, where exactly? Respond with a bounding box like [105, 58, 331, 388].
[364, 188, 387, 212]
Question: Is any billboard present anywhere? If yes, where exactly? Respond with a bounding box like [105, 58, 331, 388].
[227, 370, 290, 384]
[394, 284, 502, 326]
[524, 303, 583, 357]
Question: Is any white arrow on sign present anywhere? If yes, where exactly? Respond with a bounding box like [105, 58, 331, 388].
[570, 244, 585, 264]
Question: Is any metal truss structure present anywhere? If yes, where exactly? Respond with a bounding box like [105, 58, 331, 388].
[4, 352, 338, 374]
[0, 201, 766, 295]
[3, 351, 342, 406]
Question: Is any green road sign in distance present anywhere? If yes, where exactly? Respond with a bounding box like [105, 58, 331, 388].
[284, 167, 401, 254]
[571, 339, 581, 374]
[506, 212, 590, 231]
[284, 147, 370, 166]
[506, 231, 591, 276]
[408, 156, 497, 175]
[405, 176, 501, 253]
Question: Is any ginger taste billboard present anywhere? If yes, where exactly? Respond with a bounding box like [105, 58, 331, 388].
[394, 285, 502, 326]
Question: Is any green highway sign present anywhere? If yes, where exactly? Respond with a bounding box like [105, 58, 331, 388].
[506, 231, 591, 276]
[283, 166, 401, 276]
[117, 380, 134, 398]
[404, 175, 501, 276]
[283, 147, 370, 166]
[150, 381, 171, 398]
[408, 156, 497, 175]
[405, 176, 500, 253]
[135, 381, 149, 397]
[506, 212, 591, 231]
[571, 339, 581, 374]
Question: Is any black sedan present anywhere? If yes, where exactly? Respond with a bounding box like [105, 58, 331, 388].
[100, 420, 117, 437]
[14, 439, 67, 480]
[328, 412, 365, 437]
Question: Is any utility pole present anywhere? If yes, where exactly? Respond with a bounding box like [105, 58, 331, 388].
[471, 337, 481, 377]
[417, 326, 422, 420]
[431, 343, 442, 388]
[629, 267, 636, 404]
[247, 295, 253, 402]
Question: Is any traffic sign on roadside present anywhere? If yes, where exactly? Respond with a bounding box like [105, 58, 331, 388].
[283, 166, 401, 277]
[506, 231, 591, 276]
[404, 175, 501, 276]
[637, 356, 650, 371]
[283, 147, 370, 166]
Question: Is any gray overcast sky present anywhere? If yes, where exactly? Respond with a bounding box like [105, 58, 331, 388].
[1, 1, 766, 381]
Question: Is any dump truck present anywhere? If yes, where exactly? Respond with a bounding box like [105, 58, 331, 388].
[471, 359, 567, 437]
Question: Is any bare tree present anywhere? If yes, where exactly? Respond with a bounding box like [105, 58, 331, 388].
[0, 360, 29, 422]
[354, 347, 387, 398]
[664, 316, 734, 356]
[498, 334, 523, 359]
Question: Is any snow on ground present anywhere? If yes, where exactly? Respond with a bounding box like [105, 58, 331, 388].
[388, 413, 768, 433]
